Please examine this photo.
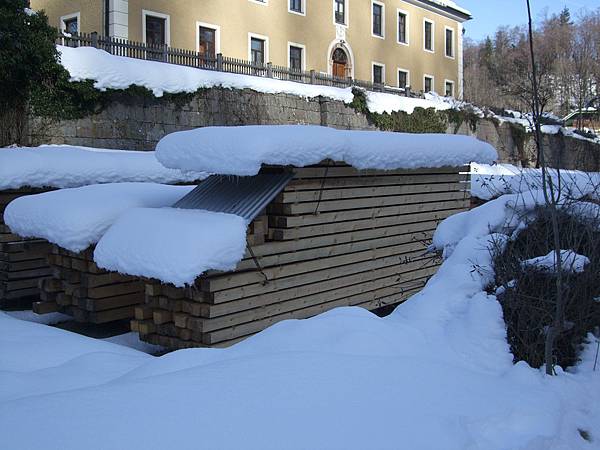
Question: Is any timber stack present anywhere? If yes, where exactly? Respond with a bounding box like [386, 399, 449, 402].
[0, 189, 52, 309]
[34, 245, 144, 323]
[132, 163, 470, 349]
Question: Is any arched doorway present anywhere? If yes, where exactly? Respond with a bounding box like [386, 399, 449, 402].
[332, 48, 348, 79]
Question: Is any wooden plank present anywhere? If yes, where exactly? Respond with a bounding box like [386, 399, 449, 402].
[190, 266, 437, 333]
[204, 237, 431, 292]
[235, 225, 436, 273]
[269, 191, 469, 215]
[209, 248, 433, 304]
[80, 271, 136, 288]
[285, 173, 467, 191]
[201, 258, 439, 318]
[33, 301, 59, 314]
[269, 209, 456, 241]
[202, 281, 426, 344]
[291, 165, 463, 179]
[84, 292, 143, 312]
[135, 305, 154, 320]
[269, 198, 468, 228]
[74, 281, 143, 300]
[0, 258, 48, 272]
[0, 267, 52, 280]
[276, 182, 464, 203]
[88, 305, 135, 324]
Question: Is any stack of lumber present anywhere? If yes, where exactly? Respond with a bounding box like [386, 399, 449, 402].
[132, 163, 470, 349]
[0, 189, 52, 309]
[34, 245, 145, 323]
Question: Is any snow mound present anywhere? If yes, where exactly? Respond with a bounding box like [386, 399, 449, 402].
[0, 145, 205, 190]
[522, 250, 590, 274]
[471, 163, 600, 200]
[94, 208, 247, 286]
[366, 91, 452, 114]
[156, 125, 497, 176]
[59, 45, 355, 103]
[4, 183, 194, 253]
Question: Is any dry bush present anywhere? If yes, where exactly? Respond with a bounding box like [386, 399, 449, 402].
[493, 207, 600, 368]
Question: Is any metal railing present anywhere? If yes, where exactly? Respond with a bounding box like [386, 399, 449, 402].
[58, 32, 420, 98]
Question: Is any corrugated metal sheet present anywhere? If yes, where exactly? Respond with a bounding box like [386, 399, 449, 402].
[173, 172, 294, 223]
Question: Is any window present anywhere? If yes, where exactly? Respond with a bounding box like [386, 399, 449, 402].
[424, 76, 434, 93]
[445, 81, 455, 97]
[289, 0, 304, 14]
[372, 63, 384, 85]
[424, 19, 434, 52]
[445, 27, 454, 58]
[146, 16, 166, 46]
[397, 11, 408, 45]
[198, 26, 217, 58]
[251, 37, 266, 65]
[289, 45, 303, 72]
[60, 12, 80, 35]
[398, 70, 409, 89]
[335, 0, 346, 25]
[372, 2, 383, 38]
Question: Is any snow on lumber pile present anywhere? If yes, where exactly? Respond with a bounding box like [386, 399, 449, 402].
[4, 183, 194, 322]
[0, 145, 203, 309]
[94, 125, 496, 348]
[0, 145, 205, 191]
[155, 125, 497, 176]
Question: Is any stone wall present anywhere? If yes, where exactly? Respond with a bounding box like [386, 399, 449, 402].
[26, 88, 372, 151]
[25, 86, 600, 171]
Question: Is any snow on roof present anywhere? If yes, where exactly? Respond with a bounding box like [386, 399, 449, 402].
[4, 183, 194, 253]
[156, 125, 497, 176]
[58, 46, 449, 114]
[94, 208, 247, 287]
[429, 0, 471, 17]
[0, 145, 206, 190]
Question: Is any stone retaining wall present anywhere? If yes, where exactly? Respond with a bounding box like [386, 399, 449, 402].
[25, 86, 600, 170]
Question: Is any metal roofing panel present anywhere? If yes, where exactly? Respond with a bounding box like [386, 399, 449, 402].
[172, 172, 294, 223]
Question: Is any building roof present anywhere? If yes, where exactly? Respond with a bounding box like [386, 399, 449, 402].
[173, 172, 294, 223]
[410, 0, 472, 21]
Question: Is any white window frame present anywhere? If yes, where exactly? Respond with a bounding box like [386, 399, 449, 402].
[423, 18, 435, 53]
[196, 21, 221, 55]
[288, 0, 306, 16]
[332, 0, 349, 28]
[59, 12, 80, 34]
[371, 1, 385, 39]
[396, 8, 409, 46]
[142, 10, 170, 46]
[372, 61, 385, 85]
[444, 79, 455, 97]
[249, 0, 269, 5]
[424, 74, 435, 93]
[444, 26, 455, 59]
[397, 68, 410, 89]
[288, 42, 307, 71]
[248, 32, 270, 64]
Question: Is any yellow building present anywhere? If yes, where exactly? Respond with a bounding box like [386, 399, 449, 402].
[30, 0, 471, 97]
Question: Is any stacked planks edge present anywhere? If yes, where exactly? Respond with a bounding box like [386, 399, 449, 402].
[0, 189, 53, 309]
[133, 163, 470, 350]
[34, 245, 145, 323]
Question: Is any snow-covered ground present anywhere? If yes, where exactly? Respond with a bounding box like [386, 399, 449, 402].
[1, 190, 598, 449]
[0, 144, 205, 190]
[58, 46, 452, 115]
[471, 162, 600, 201]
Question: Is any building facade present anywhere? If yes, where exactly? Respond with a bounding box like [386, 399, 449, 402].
[30, 0, 471, 97]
